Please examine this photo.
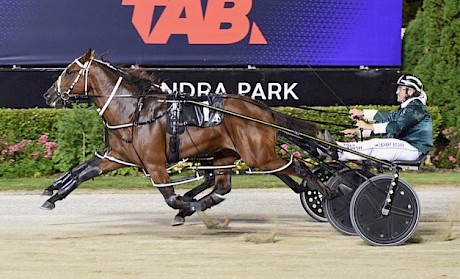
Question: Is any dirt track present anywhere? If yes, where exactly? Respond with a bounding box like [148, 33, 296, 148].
[0, 187, 459, 279]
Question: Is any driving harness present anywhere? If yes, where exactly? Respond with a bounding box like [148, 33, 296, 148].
[167, 93, 225, 163]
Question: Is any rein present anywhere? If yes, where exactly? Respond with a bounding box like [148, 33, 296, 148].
[295, 106, 355, 129]
[299, 106, 349, 116]
[306, 65, 353, 111]
[184, 99, 393, 167]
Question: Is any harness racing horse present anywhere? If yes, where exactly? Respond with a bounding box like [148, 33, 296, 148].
[42, 49, 343, 225]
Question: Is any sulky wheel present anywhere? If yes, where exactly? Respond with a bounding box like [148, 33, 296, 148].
[299, 166, 334, 222]
[350, 175, 420, 246]
[323, 168, 374, 235]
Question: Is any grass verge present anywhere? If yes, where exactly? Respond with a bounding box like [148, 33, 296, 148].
[0, 171, 458, 192]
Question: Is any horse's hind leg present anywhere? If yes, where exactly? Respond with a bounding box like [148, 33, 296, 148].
[183, 171, 215, 199]
[274, 174, 305, 193]
[172, 172, 232, 226]
[289, 159, 344, 199]
[243, 148, 342, 199]
[171, 171, 215, 222]
[274, 163, 335, 195]
[195, 173, 231, 210]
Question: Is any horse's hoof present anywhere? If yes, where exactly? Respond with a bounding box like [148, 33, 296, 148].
[171, 216, 185, 226]
[41, 189, 53, 197]
[40, 201, 55, 210]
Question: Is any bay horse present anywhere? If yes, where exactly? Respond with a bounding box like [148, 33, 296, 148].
[42, 49, 343, 225]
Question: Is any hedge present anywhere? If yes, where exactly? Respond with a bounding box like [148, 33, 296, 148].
[402, 0, 460, 129]
[0, 105, 444, 177]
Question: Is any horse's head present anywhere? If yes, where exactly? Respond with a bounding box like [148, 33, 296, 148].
[43, 49, 95, 108]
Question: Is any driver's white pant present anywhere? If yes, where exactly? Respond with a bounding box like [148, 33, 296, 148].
[337, 138, 421, 162]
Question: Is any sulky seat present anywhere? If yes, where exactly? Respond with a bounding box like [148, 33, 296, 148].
[392, 154, 427, 170]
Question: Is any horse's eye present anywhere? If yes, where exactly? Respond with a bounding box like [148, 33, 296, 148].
[66, 69, 72, 75]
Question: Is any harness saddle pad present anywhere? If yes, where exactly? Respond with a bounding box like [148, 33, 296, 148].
[167, 94, 224, 135]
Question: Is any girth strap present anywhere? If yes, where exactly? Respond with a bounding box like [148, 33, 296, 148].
[167, 94, 185, 163]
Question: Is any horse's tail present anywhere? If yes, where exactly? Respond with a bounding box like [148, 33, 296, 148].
[272, 111, 319, 151]
[273, 111, 318, 137]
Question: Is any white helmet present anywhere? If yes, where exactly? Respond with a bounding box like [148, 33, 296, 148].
[396, 74, 424, 93]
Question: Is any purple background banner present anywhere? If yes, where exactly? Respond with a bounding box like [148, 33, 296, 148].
[0, 0, 402, 66]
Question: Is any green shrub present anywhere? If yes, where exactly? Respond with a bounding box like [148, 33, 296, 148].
[0, 105, 105, 177]
[52, 104, 105, 172]
[403, 0, 460, 129]
[432, 127, 460, 169]
[0, 108, 60, 141]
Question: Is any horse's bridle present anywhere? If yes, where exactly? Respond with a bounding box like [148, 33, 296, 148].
[55, 57, 127, 118]
[56, 57, 93, 102]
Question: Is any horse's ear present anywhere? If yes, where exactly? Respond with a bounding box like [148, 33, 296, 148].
[83, 49, 95, 61]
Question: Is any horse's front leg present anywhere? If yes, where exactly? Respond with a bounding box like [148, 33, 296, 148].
[148, 165, 199, 224]
[40, 156, 122, 210]
[41, 156, 102, 196]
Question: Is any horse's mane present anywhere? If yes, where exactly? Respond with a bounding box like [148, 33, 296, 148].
[123, 67, 164, 95]
[97, 59, 164, 95]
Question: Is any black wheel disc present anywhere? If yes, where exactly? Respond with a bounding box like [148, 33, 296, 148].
[324, 168, 373, 235]
[299, 167, 333, 222]
[300, 188, 326, 222]
[300, 165, 338, 222]
[350, 175, 420, 246]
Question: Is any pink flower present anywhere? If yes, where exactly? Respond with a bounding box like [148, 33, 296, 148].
[456, 142, 460, 150]
[8, 146, 19, 155]
[280, 144, 289, 155]
[293, 151, 302, 158]
[43, 141, 57, 158]
[448, 156, 457, 163]
[8, 140, 28, 155]
[38, 134, 49, 145]
[33, 151, 41, 159]
[44, 142, 57, 149]
[18, 140, 27, 149]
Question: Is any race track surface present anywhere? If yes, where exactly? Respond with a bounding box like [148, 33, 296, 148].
[0, 187, 459, 279]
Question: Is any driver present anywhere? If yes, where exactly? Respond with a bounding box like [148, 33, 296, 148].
[328, 74, 433, 162]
